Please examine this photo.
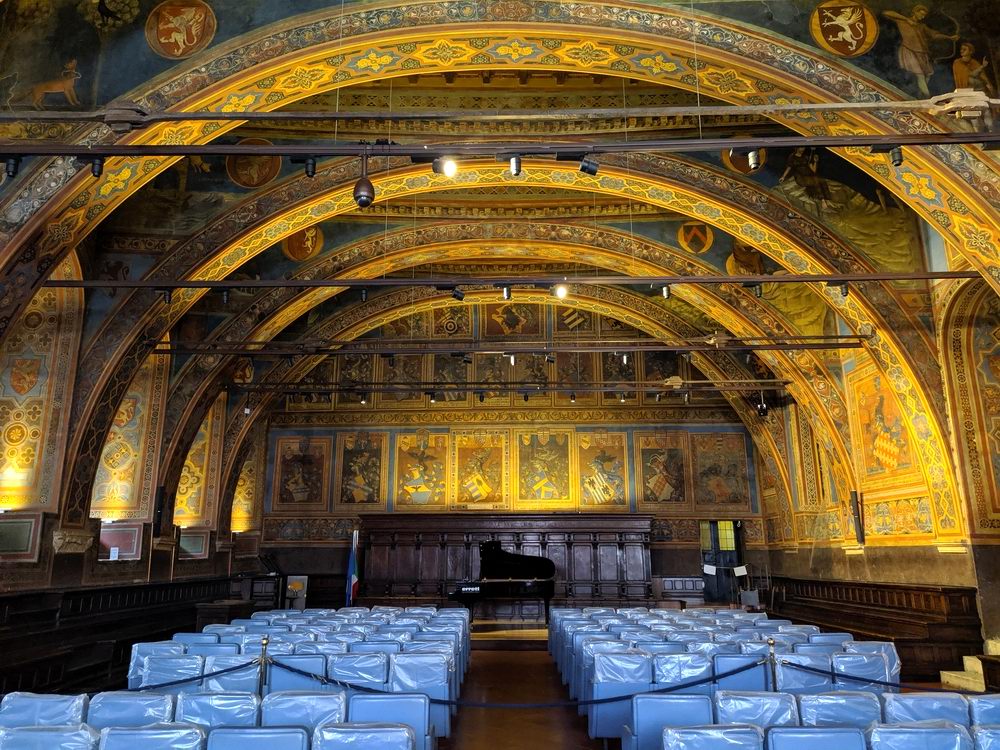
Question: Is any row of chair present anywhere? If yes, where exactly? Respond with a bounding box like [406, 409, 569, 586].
[0, 691, 435, 750]
[620, 691, 1000, 750]
[0, 722, 418, 750]
[659, 723, 992, 750]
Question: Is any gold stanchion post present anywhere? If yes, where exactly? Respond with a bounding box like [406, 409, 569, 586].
[257, 635, 270, 696]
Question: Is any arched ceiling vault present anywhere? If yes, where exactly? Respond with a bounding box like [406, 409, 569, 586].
[4, 2, 1000, 355]
[154, 244, 853, 515]
[59, 158, 964, 538]
[195, 286, 800, 540]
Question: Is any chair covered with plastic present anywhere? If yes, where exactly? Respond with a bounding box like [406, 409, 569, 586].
[349, 693, 435, 750]
[636, 643, 686, 657]
[653, 654, 713, 697]
[774, 654, 834, 695]
[968, 695, 1000, 725]
[832, 652, 890, 694]
[140, 655, 205, 694]
[882, 693, 971, 727]
[0, 724, 99, 750]
[714, 691, 799, 728]
[713, 654, 769, 692]
[798, 691, 882, 728]
[202, 626, 244, 636]
[766, 727, 866, 750]
[350, 641, 402, 656]
[241, 642, 294, 658]
[328, 653, 389, 699]
[867, 722, 973, 750]
[576, 640, 629, 709]
[588, 653, 653, 740]
[844, 642, 901, 690]
[794, 644, 844, 657]
[97, 724, 205, 750]
[809, 632, 853, 645]
[313, 723, 416, 750]
[86, 692, 174, 730]
[267, 655, 329, 693]
[296, 642, 349, 657]
[206, 728, 309, 750]
[389, 653, 450, 739]
[0, 693, 88, 727]
[200, 656, 260, 693]
[663, 725, 764, 750]
[260, 690, 347, 731]
[621, 694, 713, 750]
[186, 644, 240, 657]
[686, 642, 740, 657]
[172, 633, 219, 646]
[175, 692, 259, 729]
[128, 642, 186, 689]
[974, 726, 1000, 750]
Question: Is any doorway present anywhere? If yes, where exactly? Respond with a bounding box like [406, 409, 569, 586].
[699, 520, 744, 603]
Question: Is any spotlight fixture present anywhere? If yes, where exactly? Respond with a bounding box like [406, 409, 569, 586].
[353, 154, 375, 208]
[361, 288, 368, 302]
[619, 392, 626, 403]
[662, 285, 671, 299]
[655, 392, 662, 403]
[889, 146, 904, 167]
[754, 284, 764, 299]
[4, 157, 20, 178]
[746, 149, 762, 171]
[243, 405, 251, 416]
[757, 391, 769, 417]
[222, 289, 230, 305]
[451, 287, 466, 302]
[359, 392, 368, 405]
[728, 146, 764, 173]
[622, 353, 628, 365]
[551, 283, 569, 300]
[509, 155, 522, 176]
[509, 354, 516, 366]
[501, 285, 511, 301]
[428, 392, 436, 403]
[545, 353, 556, 364]
[684, 391, 690, 405]
[432, 157, 458, 177]
[523, 392, 530, 403]
[840, 283, 850, 299]
[88, 157, 104, 177]
[387, 354, 396, 368]
[570, 392, 576, 403]
[304, 157, 317, 178]
[579, 157, 599, 176]
[478, 391, 485, 403]
[161, 289, 172, 305]
[462, 353, 473, 365]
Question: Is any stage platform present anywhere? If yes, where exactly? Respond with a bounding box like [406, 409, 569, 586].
[471, 620, 548, 650]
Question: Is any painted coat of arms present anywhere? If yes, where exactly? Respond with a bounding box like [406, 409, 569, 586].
[809, 1, 879, 58]
[145, 0, 218, 59]
[10, 358, 41, 395]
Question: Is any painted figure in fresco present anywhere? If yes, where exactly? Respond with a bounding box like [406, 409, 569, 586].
[582, 449, 626, 505]
[460, 446, 500, 503]
[821, 6, 868, 53]
[780, 148, 834, 211]
[953, 42, 995, 95]
[520, 439, 568, 500]
[399, 443, 444, 505]
[159, 5, 210, 57]
[279, 443, 323, 505]
[882, 5, 959, 96]
[860, 378, 910, 472]
[29, 59, 81, 109]
[343, 447, 379, 503]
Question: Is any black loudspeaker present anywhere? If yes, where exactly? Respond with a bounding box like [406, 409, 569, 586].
[850, 490, 865, 545]
[152, 486, 165, 537]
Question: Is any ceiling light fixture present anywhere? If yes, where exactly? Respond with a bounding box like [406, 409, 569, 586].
[662, 285, 671, 299]
[161, 289, 172, 305]
[501, 285, 511, 301]
[889, 146, 904, 167]
[222, 289, 230, 305]
[579, 156, 599, 175]
[304, 157, 317, 178]
[757, 390, 769, 417]
[754, 284, 764, 298]
[840, 283, 850, 299]
[509, 354, 516, 366]
[551, 283, 569, 300]
[478, 391, 485, 403]
[432, 157, 458, 177]
[509, 155, 522, 176]
[360, 288, 368, 302]
[570, 392, 576, 403]
[428, 392, 436, 403]
[4, 157, 20, 178]
[359, 392, 368, 404]
[451, 287, 466, 302]
[619, 392, 626, 403]
[353, 154, 375, 208]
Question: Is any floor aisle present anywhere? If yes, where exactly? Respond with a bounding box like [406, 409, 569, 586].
[441, 651, 604, 750]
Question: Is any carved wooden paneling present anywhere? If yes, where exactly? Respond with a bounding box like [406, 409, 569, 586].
[359, 514, 652, 612]
[761, 576, 983, 680]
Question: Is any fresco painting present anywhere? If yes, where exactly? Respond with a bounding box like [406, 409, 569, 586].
[452, 430, 508, 511]
[333, 432, 387, 510]
[378, 354, 424, 407]
[485, 303, 541, 337]
[514, 430, 573, 509]
[394, 432, 449, 510]
[578, 432, 628, 509]
[634, 432, 691, 511]
[690, 432, 752, 510]
[554, 352, 598, 406]
[272, 436, 331, 514]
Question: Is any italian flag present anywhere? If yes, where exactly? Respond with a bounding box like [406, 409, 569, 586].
[346, 529, 360, 606]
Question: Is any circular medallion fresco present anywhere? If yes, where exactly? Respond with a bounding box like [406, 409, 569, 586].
[721, 147, 767, 175]
[282, 226, 325, 262]
[676, 221, 715, 255]
[809, 1, 879, 58]
[145, 0, 218, 60]
[225, 139, 282, 189]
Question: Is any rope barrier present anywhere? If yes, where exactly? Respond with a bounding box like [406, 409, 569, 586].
[128, 659, 261, 692]
[778, 659, 987, 696]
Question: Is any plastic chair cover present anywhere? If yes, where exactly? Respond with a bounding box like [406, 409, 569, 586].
[260, 691, 347, 730]
[766, 727, 866, 750]
[714, 690, 799, 728]
[0, 724, 99, 750]
[809, 633, 853, 645]
[593, 653, 652, 684]
[87, 692, 174, 730]
[662, 724, 764, 750]
[175, 693, 259, 729]
[653, 654, 713, 696]
[713, 654, 769, 692]
[667, 633, 707, 644]
[686, 642, 740, 657]
[350, 642, 401, 655]
[389, 654, 449, 692]
[140, 655, 204, 694]
[867, 722, 973, 750]
[0, 693, 88, 727]
[268, 655, 329, 693]
[325, 633, 365, 645]
[171, 633, 219, 645]
[627, 695, 713, 750]
[312, 723, 415, 750]
[636, 643, 686, 656]
[97, 724, 205, 750]
[794, 644, 843, 657]
[844, 642, 901, 688]
[968, 694, 1000, 725]
[201, 656, 260, 693]
[973, 726, 1000, 750]
[128, 643, 186, 689]
[775, 653, 834, 695]
[798, 691, 882, 728]
[832, 652, 890, 693]
[186, 644, 240, 657]
[296, 642, 349, 656]
[882, 693, 971, 727]
[328, 653, 389, 689]
[348, 693, 431, 749]
[206, 726, 308, 749]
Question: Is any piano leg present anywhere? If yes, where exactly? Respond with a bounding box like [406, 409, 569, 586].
[463, 601, 476, 624]
[543, 595, 552, 625]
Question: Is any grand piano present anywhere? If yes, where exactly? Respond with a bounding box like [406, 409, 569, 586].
[448, 541, 557, 623]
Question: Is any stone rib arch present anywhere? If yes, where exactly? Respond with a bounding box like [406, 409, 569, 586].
[193, 285, 800, 544]
[0, 3, 998, 358]
[58, 158, 965, 542]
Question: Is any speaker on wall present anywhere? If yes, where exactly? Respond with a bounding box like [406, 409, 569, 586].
[152, 486, 165, 537]
[850, 490, 865, 545]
